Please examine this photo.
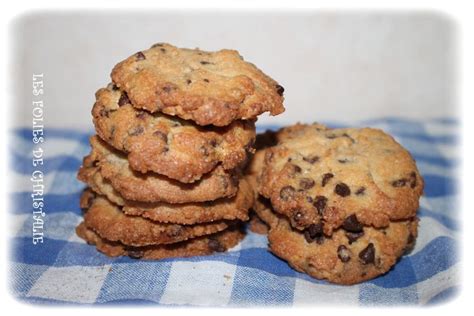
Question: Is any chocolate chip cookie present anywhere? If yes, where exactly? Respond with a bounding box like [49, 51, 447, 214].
[110, 43, 285, 127]
[76, 222, 244, 259]
[80, 136, 240, 203]
[79, 161, 253, 225]
[80, 190, 234, 247]
[254, 198, 418, 285]
[93, 85, 256, 183]
[259, 123, 424, 235]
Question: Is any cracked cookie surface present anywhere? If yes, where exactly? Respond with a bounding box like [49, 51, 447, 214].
[80, 136, 240, 203]
[111, 43, 285, 126]
[254, 198, 418, 285]
[80, 190, 233, 247]
[76, 221, 244, 259]
[259, 123, 423, 235]
[92, 85, 256, 183]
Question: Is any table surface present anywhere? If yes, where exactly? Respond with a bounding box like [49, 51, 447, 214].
[8, 117, 459, 306]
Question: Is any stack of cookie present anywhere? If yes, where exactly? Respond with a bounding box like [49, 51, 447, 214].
[76, 43, 285, 259]
[250, 124, 423, 284]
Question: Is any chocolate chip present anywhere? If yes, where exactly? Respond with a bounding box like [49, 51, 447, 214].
[306, 196, 314, 203]
[203, 79, 210, 83]
[338, 158, 349, 164]
[342, 214, 363, 233]
[151, 43, 164, 48]
[280, 186, 296, 201]
[160, 48, 166, 53]
[209, 139, 218, 147]
[303, 155, 319, 164]
[128, 126, 144, 136]
[359, 243, 375, 264]
[345, 231, 364, 244]
[275, 84, 285, 96]
[288, 164, 301, 176]
[322, 173, 334, 187]
[135, 51, 146, 60]
[304, 223, 324, 243]
[208, 239, 225, 252]
[127, 249, 144, 259]
[335, 183, 351, 197]
[313, 196, 328, 215]
[355, 187, 366, 195]
[299, 178, 315, 190]
[293, 211, 304, 223]
[410, 171, 417, 188]
[337, 245, 351, 262]
[326, 133, 337, 139]
[200, 61, 212, 65]
[308, 223, 323, 236]
[186, 79, 192, 85]
[111, 85, 120, 90]
[152, 130, 168, 143]
[392, 178, 407, 187]
[118, 93, 130, 106]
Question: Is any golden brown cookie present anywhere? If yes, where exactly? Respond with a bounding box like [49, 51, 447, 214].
[259, 123, 424, 235]
[80, 190, 233, 247]
[76, 222, 244, 259]
[111, 43, 285, 126]
[92, 85, 256, 183]
[79, 136, 240, 203]
[79, 163, 253, 225]
[254, 198, 418, 285]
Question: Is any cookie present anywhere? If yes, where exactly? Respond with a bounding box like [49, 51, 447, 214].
[110, 43, 285, 127]
[80, 190, 234, 247]
[92, 85, 256, 183]
[259, 123, 424, 235]
[248, 211, 269, 235]
[254, 198, 418, 285]
[123, 180, 253, 225]
[79, 162, 253, 224]
[76, 222, 244, 259]
[80, 136, 240, 203]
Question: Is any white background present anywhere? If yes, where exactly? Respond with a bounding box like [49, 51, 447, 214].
[9, 11, 456, 129]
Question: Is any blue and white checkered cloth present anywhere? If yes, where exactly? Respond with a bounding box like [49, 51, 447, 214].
[8, 118, 460, 306]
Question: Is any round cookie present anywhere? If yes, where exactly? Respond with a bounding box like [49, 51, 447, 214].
[76, 222, 244, 259]
[254, 198, 418, 285]
[92, 85, 256, 183]
[259, 123, 424, 235]
[80, 190, 234, 247]
[110, 43, 285, 127]
[78, 161, 253, 225]
[81, 136, 240, 203]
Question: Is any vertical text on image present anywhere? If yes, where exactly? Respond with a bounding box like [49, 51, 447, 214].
[32, 73, 45, 245]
